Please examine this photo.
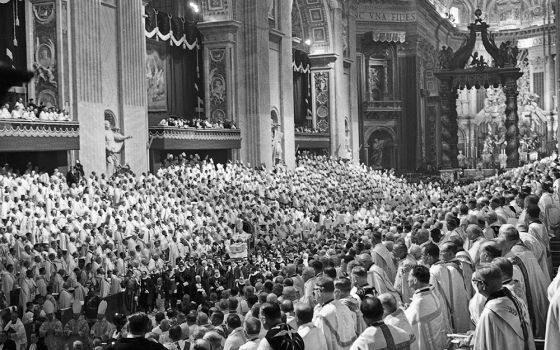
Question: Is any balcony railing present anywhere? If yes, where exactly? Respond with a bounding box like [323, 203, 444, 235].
[0, 120, 80, 151]
[295, 132, 330, 149]
[148, 126, 242, 150]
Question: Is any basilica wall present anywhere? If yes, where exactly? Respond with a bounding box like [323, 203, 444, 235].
[21, 0, 149, 175]
[354, 0, 461, 170]
[3, 0, 557, 174]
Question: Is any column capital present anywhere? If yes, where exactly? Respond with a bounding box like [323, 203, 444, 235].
[197, 20, 241, 45]
[309, 53, 338, 69]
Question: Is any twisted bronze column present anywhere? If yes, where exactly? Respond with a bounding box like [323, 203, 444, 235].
[504, 78, 520, 167]
[439, 80, 458, 168]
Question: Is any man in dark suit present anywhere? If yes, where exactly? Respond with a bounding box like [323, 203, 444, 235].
[106, 313, 166, 350]
[0, 331, 16, 350]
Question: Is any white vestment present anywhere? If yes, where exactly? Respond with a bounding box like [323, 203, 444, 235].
[350, 323, 412, 350]
[405, 287, 449, 350]
[472, 290, 535, 350]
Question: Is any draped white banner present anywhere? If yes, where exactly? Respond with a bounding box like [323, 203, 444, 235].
[145, 28, 198, 50]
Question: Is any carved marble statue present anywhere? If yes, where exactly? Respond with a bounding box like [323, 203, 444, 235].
[498, 41, 518, 67]
[457, 150, 467, 168]
[438, 46, 454, 70]
[370, 138, 386, 167]
[105, 120, 132, 174]
[517, 57, 546, 156]
[272, 123, 283, 165]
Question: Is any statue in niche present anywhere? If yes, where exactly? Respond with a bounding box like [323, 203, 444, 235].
[370, 138, 386, 168]
[105, 120, 132, 174]
[345, 121, 351, 159]
[482, 136, 495, 168]
[476, 87, 507, 146]
[457, 150, 467, 168]
[271, 121, 283, 165]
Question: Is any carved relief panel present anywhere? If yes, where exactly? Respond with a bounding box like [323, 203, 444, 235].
[29, 1, 59, 108]
[209, 48, 227, 123]
[314, 71, 330, 133]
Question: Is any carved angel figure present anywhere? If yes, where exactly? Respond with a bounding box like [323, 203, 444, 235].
[499, 41, 519, 66]
[438, 46, 454, 70]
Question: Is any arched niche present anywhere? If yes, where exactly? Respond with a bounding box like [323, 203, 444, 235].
[366, 127, 397, 169]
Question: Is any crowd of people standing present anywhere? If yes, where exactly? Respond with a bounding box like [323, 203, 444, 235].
[1, 152, 560, 350]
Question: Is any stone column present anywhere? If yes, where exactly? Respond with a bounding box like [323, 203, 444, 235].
[348, 0, 360, 162]
[545, 55, 556, 143]
[278, 0, 295, 169]
[231, 0, 273, 167]
[329, 0, 346, 158]
[504, 78, 520, 167]
[557, 0, 560, 152]
[545, 56, 554, 113]
[438, 79, 458, 169]
[118, 0, 148, 174]
[70, 0, 105, 174]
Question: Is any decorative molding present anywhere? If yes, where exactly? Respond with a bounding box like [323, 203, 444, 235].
[197, 20, 241, 44]
[0, 121, 80, 138]
[309, 53, 337, 68]
[149, 127, 241, 140]
[201, 0, 232, 21]
[148, 127, 242, 150]
[294, 133, 330, 149]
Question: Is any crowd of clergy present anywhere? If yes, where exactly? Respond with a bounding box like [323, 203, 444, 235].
[0, 98, 72, 122]
[1, 152, 560, 350]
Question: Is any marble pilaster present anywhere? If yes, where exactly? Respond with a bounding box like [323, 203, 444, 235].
[278, 0, 295, 169]
[235, 0, 273, 168]
[348, 1, 360, 163]
[557, 0, 560, 151]
[70, 0, 105, 174]
[329, 0, 346, 159]
[118, 0, 148, 174]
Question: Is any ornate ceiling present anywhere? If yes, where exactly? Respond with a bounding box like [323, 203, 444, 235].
[430, 0, 554, 30]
